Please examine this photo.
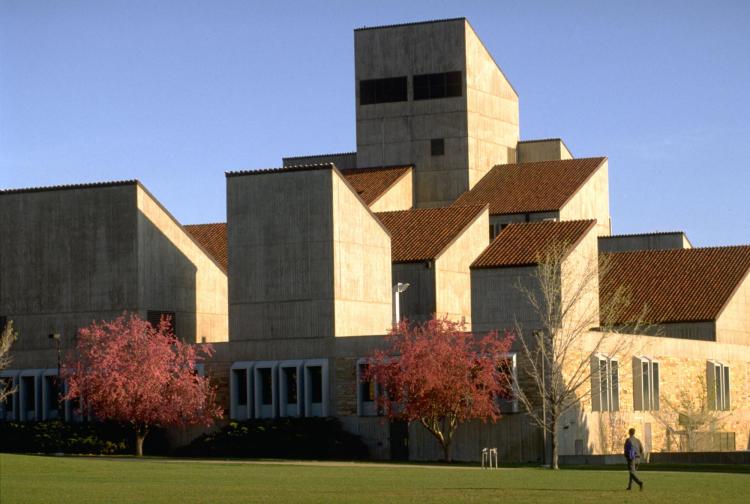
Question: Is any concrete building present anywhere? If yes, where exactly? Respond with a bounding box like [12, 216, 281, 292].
[2, 17, 749, 462]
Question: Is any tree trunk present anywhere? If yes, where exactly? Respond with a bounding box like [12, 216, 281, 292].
[442, 441, 453, 463]
[135, 425, 149, 457]
[550, 414, 559, 470]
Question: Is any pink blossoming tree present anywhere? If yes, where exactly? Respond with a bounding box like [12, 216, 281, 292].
[63, 313, 222, 456]
[366, 317, 514, 462]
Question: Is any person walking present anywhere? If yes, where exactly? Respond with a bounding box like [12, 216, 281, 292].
[624, 427, 644, 491]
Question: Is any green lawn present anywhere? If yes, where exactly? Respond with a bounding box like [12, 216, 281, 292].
[1, 454, 749, 503]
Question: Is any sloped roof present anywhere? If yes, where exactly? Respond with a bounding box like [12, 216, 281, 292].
[340, 166, 412, 205]
[452, 157, 606, 215]
[376, 205, 487, 263]
[601, 246, 750, 324]
[184, 223, 228, 272]
[471, 220, 596, 269]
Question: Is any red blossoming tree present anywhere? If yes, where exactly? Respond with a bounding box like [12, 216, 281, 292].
[62, 313, 222, 456]
[366, 317, 514, 462]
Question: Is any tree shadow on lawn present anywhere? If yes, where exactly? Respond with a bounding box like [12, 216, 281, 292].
[561, 464, 750, 475]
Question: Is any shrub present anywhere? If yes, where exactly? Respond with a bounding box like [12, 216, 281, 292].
[175, 418, 368, 460]
[0, 421, 168, 455]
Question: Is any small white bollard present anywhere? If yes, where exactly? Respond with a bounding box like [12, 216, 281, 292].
[481, 447, 498, 469]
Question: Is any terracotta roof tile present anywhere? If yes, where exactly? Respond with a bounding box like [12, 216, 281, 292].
[340, 166, 412, 205]
[471, 220, 596, 269]
[452, 157, 606, 215]
[601, 246, 750, 324]
[184, 223, 228, 272]
[376, 205, 487, 263]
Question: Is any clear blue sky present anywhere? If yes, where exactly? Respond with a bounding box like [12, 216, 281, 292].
[2, 1, 748, 247]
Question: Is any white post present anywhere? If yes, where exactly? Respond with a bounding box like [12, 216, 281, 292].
[392, 282, 410, 325]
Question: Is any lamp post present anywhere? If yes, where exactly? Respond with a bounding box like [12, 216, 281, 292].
[392, 282, 410, 325]
[48, 333, 62, 420]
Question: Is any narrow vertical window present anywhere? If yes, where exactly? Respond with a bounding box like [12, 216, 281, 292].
[284, 367, 298, 405]
[259, 368, 273, 405]
[431, 138, 444, 156]
[233, 369, 247, 406]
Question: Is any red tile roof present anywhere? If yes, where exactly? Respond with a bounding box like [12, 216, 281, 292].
[340, 166, 412, 205]
[452, 157, 606, 215]
[601, 246, 750, 324]
[184, 223, 228, 272]
[471, 220, 596, 269]
[376, 205, 487, 263]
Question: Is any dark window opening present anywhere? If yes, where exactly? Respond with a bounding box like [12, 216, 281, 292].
[0, 378, 13, 413]
[309, 366, 323, 404]
[360, 76, 408, 105]
[359, 364, 375, 402]
[45, 376, 59, 413]
[0, 316, 6, 332]
[259, 368, 273, 405]
[413, 71, 462, 100]
[147, 311, 176, 335]
[22, 377, 35, 412]
[284, 367, 298, 404]
[431, 138, 444, 156]
[233, 369, 247, 406]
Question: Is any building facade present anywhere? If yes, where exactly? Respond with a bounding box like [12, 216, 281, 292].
[2, 17, 749, 461]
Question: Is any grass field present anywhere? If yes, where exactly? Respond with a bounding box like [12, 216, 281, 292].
[1, 454, 749, 503]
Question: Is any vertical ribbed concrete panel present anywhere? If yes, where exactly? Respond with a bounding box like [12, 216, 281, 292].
[228, 167, 391, 340]
[355, 19, 519, 208]
[136, 186, 228, 343]
[331, 170, 392, 336]
[0, 183, 140, 358]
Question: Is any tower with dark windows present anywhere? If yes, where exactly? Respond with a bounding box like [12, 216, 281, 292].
[354, 18, 519, 208]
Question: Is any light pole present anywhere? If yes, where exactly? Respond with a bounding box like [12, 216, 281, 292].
[48, 333, 62, 420]
[392, 282, 410, 325]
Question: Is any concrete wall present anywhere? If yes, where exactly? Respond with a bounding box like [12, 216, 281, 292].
[559, 160, 611, 236]
[355, 19, 469, 208]
[517, 139, 572, 163]
[331, 170, 393, 337]
[434, 207, 489, 327]
[227, 168, 391, 341]
[564, 331, 750, 456]
[560, 224, 600, 336]
[716, 272, 750, 345]
[282, 153, 357, 170]
[227, 169, 336, 340]
[355, 19, 519, 208]
[0, 184, 140, 357]
[369, 169, 413, 212]
[136, 186, 228, 343]
[465, 22, 519, 190]
[598, 232, 691, 253]
[471, 265, 542, 339]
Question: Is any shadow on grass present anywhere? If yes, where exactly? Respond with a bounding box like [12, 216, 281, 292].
[560, 463, 750, 475]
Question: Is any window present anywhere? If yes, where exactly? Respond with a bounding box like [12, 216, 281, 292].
[147, 311, 176, 334]
[633, 357, 659, 411]
[308, 367, 322, 403]
[497, 353, 519, 413]
[431, 138, 444, 156]
[230, 362, 253, 420]
[233, 369, 248, 406]
[284, 368, 298, 404]
[707, 361, 730, 411]
[44, 375, 59, 418]
[259, 368, 273, 405]
[359, 76, 408, 105]
[304, 359, 329, 417]
[413, 71, 462, 100]
[0, 316, 6, 332]
[591, 355, 619, 412]
[357, 359, 383, 416]
[0, 376, 15, 419]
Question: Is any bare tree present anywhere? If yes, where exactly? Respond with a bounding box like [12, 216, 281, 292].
[0, 320, 18, 402]
[653, 375, 730, 452]
[511, 241, 645, 469]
